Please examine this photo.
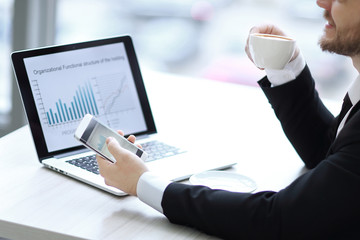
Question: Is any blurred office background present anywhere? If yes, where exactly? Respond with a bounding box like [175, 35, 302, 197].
[0, 0, 357, 137]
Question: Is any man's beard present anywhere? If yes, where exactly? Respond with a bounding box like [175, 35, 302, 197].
[319, 11, 360, 57]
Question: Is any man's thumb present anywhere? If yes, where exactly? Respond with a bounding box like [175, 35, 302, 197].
[106, 137, 128, 160]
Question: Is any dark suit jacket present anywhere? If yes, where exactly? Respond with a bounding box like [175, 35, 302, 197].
[161, 66, 360, 239]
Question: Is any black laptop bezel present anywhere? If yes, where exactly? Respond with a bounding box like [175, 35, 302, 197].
[11, 35, 157, 162]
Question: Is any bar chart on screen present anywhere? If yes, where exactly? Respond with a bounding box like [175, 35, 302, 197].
[45, 81, 99, 125]
[31, 73, 135, 128]
[31, 78, 100, 127]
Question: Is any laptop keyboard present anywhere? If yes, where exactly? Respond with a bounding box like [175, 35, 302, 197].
[141, 140, 186, 162]
[66, 140, 185, 175]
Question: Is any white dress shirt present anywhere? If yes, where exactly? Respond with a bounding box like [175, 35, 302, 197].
[136, 53, 359, 213]
[337, 74, 360, 135]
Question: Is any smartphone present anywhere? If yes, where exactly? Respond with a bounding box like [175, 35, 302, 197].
[74, 114, 148, 162]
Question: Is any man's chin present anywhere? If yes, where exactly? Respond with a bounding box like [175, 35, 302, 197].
[319, 30, 341, 51]
[319, 36, 331, 50]
[324, 29, 336, 38]
[321, 29, 336, 41]
[319, 39, 336, 53]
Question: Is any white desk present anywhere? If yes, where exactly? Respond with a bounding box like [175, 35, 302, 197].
[0, 71, 340, 240]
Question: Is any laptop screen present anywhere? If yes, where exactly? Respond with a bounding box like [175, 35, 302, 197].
[12, 36, 156, 159]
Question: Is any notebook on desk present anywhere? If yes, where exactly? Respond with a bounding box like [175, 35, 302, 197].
[11, 36, 236, 196]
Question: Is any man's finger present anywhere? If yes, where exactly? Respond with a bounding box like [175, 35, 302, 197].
[106, 137, 131, 162]
[249, 26, 260, 34]
[127, 135, 136, 144]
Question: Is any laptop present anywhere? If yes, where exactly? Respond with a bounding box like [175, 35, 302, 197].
[11, 36, 236, 196]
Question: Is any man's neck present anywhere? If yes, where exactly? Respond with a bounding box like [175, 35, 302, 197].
[351, 55, 360, 74]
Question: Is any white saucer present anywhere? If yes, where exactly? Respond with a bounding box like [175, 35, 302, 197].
[189, 171, 257, 193]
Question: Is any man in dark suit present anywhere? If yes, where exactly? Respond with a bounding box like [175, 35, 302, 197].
[97, 0, 360, 239]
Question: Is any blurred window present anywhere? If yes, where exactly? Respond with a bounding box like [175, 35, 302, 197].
[0, 0, 13, 117]
[56, 0, 357, 100]
[1, 0, 357, 136]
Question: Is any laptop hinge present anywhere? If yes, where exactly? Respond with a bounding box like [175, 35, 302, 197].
[136, 134, 152, 140]
[53, 148, 89, 159]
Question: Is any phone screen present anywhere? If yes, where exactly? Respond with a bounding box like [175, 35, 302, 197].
[88, 124, 115, 161]
[80, 118, 145, 162]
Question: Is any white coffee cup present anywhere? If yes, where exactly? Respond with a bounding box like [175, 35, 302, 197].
[249, 33, 296, 70]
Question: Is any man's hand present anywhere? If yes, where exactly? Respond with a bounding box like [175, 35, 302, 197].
[96, 130, 149, 196]
[245, 24, 300, 68]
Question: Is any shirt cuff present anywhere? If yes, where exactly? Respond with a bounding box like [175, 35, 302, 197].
[265, 52, 306, 87]
[136, 172, 172, 213]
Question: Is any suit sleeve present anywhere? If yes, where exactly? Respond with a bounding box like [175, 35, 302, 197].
[161, 66, 360, 239]
[258, 65, 335, 169]
[162, 147, 360, 239]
